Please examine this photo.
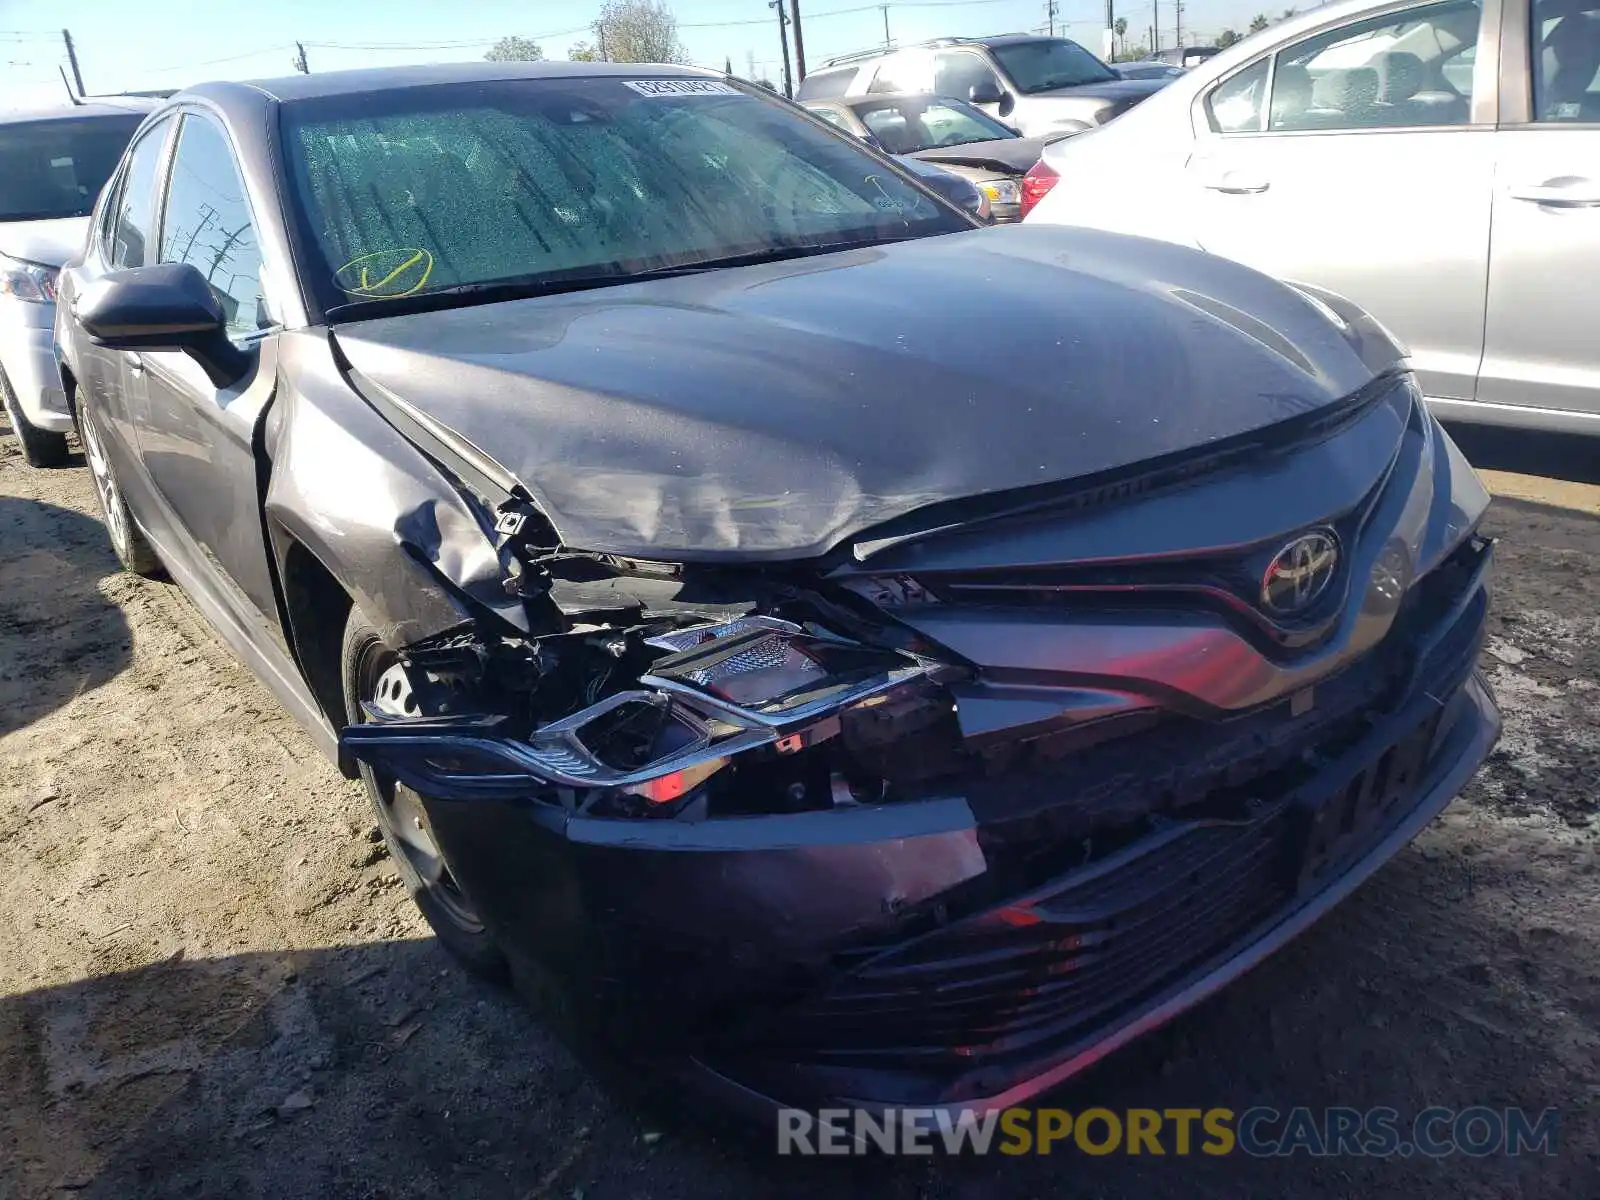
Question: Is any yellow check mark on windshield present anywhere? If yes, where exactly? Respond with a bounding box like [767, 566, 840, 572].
[361, 250, 426, 293]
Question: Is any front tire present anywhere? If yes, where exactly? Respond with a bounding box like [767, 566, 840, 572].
[77, 390, 162, 576]
[1, 366, 69, 468]
[340, 607, 509, 982]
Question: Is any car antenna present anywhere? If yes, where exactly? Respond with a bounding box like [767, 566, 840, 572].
[59, 66, 84, 105]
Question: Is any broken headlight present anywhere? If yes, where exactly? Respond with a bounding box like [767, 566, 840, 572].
[342, 617, 953, 816]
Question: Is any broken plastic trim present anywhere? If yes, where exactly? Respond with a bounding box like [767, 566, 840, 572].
[340, 619, 946, 808]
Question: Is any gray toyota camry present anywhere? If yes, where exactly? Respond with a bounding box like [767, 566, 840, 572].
[55, 61, 1499, 1118]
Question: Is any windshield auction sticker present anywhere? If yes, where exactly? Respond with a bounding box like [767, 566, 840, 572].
[622, 79, 740, 97]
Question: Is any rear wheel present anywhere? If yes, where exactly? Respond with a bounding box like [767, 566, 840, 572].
[340, 607, 509, 981]
[1, 366, 69, 468]
[78, 391, 162, 576]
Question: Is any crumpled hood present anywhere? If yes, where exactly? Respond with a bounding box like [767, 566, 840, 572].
[332, 224, 1392, 562]
[1031, 77, 1169, 103]
[0, 216, 88, 268]
[910, 136, 1048, 175]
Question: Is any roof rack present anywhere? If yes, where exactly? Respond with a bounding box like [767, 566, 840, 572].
[818, 33, 1038, 68]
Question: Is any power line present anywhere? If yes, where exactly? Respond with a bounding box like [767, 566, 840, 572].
[67, 0, 1040, 88]
[138, 45, 297, 75]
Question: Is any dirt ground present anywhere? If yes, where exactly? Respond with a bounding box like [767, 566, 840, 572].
[1, 417, 1596, 1200]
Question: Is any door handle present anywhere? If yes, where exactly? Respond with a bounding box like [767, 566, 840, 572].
[126, 352, 145, 374]
[1202, 171, 1270, 194]
[1508, 182, 1600, 207]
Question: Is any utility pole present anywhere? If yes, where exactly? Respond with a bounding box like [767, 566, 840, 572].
[880, 3, 891, 49]
[1046, 0, 1059, 36]
[58, 66, 83, 104]
[61, 29, 85, 97]
[1154, 1, 1160, 52]
[769, 0, 794, 98]
[789, 0, 806, 82]
[1103, 0, 1116, 60]
[293, 41, 309, 73]
[1175, 0, 1184, 49]
[599, 24, 610, 62]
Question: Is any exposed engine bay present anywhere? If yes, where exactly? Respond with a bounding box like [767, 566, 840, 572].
[343, 566, 984, 822]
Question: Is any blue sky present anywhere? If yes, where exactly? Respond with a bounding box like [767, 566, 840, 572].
[1, 0, 1278, 111]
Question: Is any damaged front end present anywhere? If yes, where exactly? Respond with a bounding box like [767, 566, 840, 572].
[343, 611, 968, 819]
[337, 374, 1502, 1116]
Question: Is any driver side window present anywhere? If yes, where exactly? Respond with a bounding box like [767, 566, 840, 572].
[159, 113, 268, 341]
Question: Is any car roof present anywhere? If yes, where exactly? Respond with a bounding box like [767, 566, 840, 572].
[0, 97, 158, 124]
[834, 92, 975, 106]
[978, 33, 1061, 45]
[212, 59, 718, 104]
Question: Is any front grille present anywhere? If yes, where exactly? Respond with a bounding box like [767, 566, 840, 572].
[735, 537, 1490, 1091]
[761, 711, 1445, 1085]
[768, 815, 1290, 1069]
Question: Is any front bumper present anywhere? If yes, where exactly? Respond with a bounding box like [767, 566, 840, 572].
[0, 300, 70, 432]
[410, 538, 1497, 1114]
[697, 668, 1499, 1118]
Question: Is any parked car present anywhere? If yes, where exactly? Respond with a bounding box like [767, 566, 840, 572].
[1027, 0, 1600, 436]
[804, 92, 1060, 220]
[1, 98, 153, 466]
[1149, 45, 1222, 69]
[1112, 61, 1188, 80]
[796, 34, 1173, 136]
[57, 60, 1499, 1118]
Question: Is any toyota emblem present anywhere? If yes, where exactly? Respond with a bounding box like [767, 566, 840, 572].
[1261, 530, 1340, 615]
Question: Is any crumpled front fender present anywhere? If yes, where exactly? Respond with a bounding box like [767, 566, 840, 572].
[264, 329, 528, 648]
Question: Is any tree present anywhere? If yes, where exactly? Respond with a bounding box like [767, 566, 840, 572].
[1216, 28, 1241, 46]
[724, 55, 733, 75]
[590, 0, 688, 64]
[485, 36, 545, 62]
[1248, 13, 1270, 32]
[1113, 16, 1128, 56]
[568, 40, 601, 61]
[1281, 7, 1297, 17]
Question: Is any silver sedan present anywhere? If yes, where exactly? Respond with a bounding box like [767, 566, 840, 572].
[1026, 0, 1600, 436]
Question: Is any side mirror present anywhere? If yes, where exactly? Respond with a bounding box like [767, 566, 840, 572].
[76, 262, 252, 388]
[969, 80, 1005, 106]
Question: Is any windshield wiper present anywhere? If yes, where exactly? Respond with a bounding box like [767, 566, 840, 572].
[326, 237, 925, 322]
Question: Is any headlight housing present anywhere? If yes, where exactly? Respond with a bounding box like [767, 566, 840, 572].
[976, 178, 1021, 207]
[0, 253, 59, 304]
[343, 617, 955, 814]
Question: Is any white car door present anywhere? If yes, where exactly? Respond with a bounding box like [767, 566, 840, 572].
[1185, 0, 1498, 404]
[1476, 0, 1600, 425]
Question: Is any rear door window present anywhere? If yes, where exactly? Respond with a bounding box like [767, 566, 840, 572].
[933, 51, 1004, 99]
[795, 66, 857, 100]
[110, 117, 173, 269]
[868, 51, 933, 94]
[1207, 58, 1271, 132]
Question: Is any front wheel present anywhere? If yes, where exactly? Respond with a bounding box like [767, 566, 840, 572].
[340, 607, 509, 981]
[1, 367, 68, 468]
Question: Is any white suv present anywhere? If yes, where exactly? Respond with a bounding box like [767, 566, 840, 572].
[797, 34, 1173, 137]
[1, 100, 150, 466]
